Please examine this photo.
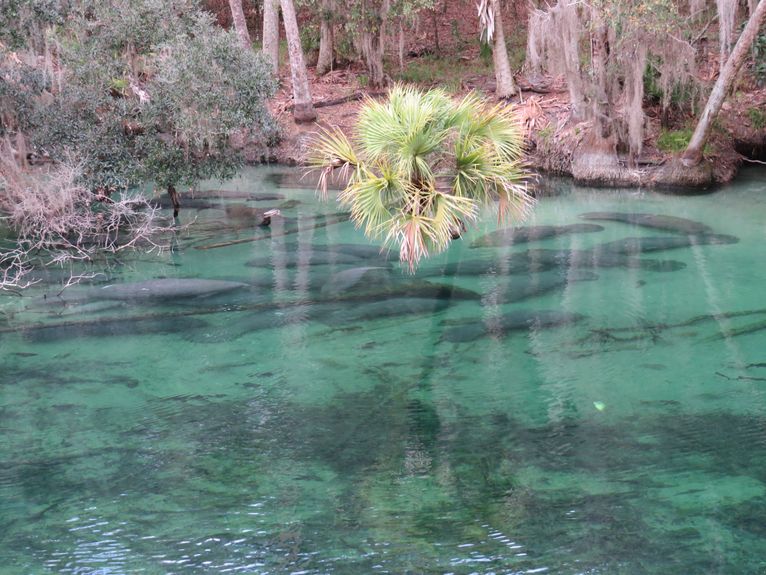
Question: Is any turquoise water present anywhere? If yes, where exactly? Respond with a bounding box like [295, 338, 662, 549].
[2, 166, 766, 574]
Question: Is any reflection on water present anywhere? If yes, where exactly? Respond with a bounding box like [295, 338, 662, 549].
[2, 166, 766, 574]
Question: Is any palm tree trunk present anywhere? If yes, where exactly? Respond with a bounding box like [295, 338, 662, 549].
[262, 0, 280, 74]
[280, 0, 317, 122]
[491, 0, 516, 98]
[682, 0, 766, 166]
[228, 0, 252, 50]
[316, 0, 334, 75]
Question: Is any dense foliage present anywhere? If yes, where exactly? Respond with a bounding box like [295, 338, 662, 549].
[2, 0, 278, 194]
[0, 0, 278, 288]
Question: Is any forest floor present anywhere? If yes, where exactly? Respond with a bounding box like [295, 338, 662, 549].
[264, 3, 766, 190]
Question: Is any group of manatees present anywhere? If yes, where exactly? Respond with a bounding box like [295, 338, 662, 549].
[10, 211, 739, 345]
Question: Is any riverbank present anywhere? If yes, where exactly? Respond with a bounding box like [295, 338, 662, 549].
[262, 58, 766, 192]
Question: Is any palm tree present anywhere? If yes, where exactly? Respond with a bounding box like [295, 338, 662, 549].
[310, 85, 533, 271]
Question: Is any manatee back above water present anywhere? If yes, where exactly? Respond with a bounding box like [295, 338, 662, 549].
[580, 212, 713, 235]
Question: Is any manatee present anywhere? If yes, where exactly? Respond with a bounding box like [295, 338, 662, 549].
[524, 248, 687, 272]
[470, 223, 604, 248]
[441, 310, 585, 343]
[31, 278, 250, 307]
[489, 270, 598, 304]
[274, 242, 396, 261]
[90, 279, 250, 301]
[320, 267, 393, 298]
[329, 243, 398, 260]
[183, 292, 463, 343]
[183, 305, 333, 343]
[597, 234, 739, 255]
[428, 253, 558, 277]
[318, 297, 452, 325]
[246, 250, 373, 268]
[21, 316, 208, 343]
[580, 212, 714, 235]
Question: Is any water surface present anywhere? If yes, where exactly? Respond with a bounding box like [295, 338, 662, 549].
[2, 166, 766, 574]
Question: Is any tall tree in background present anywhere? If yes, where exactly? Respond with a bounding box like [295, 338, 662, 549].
[228, 0, 252, 49]
[281, 0, 317, 122]
[527, 0, 697, 164]
[478, 0, 517, 98]
[316, 0, 335, 75]
[683, 0, 766, 166]
[358, 0, 391, 88]
[263, 0, 280, 73]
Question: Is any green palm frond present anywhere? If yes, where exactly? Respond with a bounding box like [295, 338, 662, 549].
[308, 126, 360, 199]
[339, 166, 397, 238]
[309, 85, 534, 271]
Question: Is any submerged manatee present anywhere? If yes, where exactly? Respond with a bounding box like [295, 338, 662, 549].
[319, 297, 453, 325]
[488, 270, 598, 304]
[580, 212, 714, 235]
[320, 267, 393, 298]
[320, 266, 480, 302]
[183, 305, 336, 343]
[31, 278, 251, 307]
[21, 316, 208, 343]
[471, 223, 604, 248]
[441, 310, 585, 343]
[425, 248, 685, 279]
[246, 250, 379, 268]
[597, 234, 739, 255]
[524, 248, 687, 272]
[91, 279, 250, 301]
[428, 253, 558, 277]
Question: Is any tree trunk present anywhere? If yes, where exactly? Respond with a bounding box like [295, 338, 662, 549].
[432, 7, 440, 55]
[168, 184, 180, 218]
[491, 0, 516, 98]
[683, 0, 766, 166]
[316, 0, 334, 75]
[360, 29, 385, 88]
[359, 0, 389, 88]
[280, 0, 317, 123]
[590, 19, 613, 139]
[398, 21, 405, 70]
[228, 0, 252, 50]
[262, 0, 280, 74]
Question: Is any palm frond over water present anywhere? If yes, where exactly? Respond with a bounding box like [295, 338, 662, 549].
[309, 85, 534, 271]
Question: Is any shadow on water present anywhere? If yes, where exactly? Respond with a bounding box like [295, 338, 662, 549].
[4, 383, 766, 573]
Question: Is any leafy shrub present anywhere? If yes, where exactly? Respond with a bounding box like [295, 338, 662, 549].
[748, 107, 766, 130]
[657, 128, 693, 152]
[754, 32, 766, 87]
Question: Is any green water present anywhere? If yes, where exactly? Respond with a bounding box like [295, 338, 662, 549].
[2, 167, 766, 574]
